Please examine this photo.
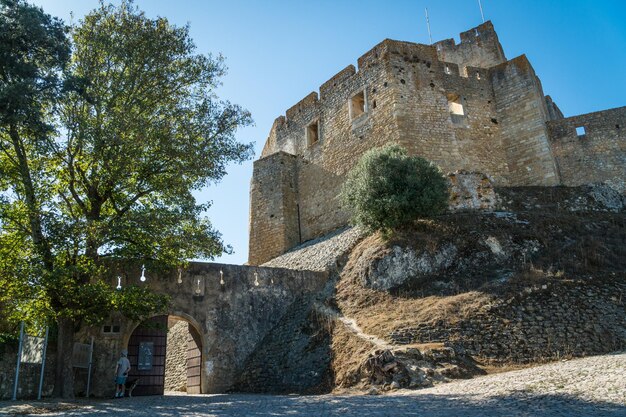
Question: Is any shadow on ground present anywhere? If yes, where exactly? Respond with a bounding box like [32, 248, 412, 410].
[2, 391, 623, 417]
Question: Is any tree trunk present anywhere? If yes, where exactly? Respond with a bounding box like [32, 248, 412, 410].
[53, 317, 76, 399]
[8, 124, 54, 271]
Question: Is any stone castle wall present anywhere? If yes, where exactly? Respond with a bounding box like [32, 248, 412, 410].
[50, 262, 328, 398]
[234, 295, 333, 394]
[548, 106, 626, 193]
[248, 152, 300, 265]
[249, 21, 583, 265]
[491, 55, 560, 186]
[391, 41, 509, 184]
[249, 21, 625, 265]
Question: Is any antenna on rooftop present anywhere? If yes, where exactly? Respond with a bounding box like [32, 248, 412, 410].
[425, 8, 433, 44]
[478, 0, 485, 23]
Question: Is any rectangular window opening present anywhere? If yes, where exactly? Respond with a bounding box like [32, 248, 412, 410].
[447, 93, 465, 125]
[103, 323, 121, 334]
[349, 91, 366, 120]
[576, 126, 586, 137]
[306, 121, 319, 146]
[447, 94, 465, 116]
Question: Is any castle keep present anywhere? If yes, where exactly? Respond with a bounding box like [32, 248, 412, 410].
[249, 21, 626, 265]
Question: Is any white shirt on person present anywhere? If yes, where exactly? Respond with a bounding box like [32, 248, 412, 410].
[116, 356, 131, 377]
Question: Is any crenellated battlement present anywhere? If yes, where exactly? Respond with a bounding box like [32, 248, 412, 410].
[267, 22, 505, 145]
[319, 65, 356, 99]
[435, 20, 506, 71]
[285, 92, 319, 121]
[433, 20, 500, 51]
[460, 20, 498, 43]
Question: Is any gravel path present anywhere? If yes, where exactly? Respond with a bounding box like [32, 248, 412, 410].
[262, 227, 363, 272]
[1, 352, 623, 416]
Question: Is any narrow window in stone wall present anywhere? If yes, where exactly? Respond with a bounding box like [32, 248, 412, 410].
[306, 121, 319, 146]
[447, 94, 465, 125]
[448, 94, 465, 115]
[576, 126, 586, 137]
[349, 91, 366, 120]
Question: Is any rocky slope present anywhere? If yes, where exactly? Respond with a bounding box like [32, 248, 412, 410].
[247, 186, 626, 393]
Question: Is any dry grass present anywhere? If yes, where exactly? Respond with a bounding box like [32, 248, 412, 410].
[336, 231, 495, 339]
[330, 323, 377, 388]
[340, 287, 493, 339]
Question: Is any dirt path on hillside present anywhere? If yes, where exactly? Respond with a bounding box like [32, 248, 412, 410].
[314, 302, 391, 349]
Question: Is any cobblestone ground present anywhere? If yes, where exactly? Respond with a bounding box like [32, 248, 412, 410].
[1, 353, 624, 417]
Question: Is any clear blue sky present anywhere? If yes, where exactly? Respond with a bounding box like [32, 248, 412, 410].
[31, 0, 626, 265]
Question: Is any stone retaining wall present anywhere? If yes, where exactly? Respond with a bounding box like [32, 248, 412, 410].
[390, 280, 626, 363]
[0, 346, 55, 400]
[233, 295, 333, 394]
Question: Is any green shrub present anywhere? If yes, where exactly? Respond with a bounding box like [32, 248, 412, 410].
[340, 144, 449, 233]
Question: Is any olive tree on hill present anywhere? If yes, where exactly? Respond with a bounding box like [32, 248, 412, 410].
[340, 144, 449, 234]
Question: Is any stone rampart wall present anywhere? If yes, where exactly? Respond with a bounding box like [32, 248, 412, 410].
[392, 41, 509, 184]
[547, 107, 626, 193]
[248, 152, 300, 265]
[390, 280, 626, 363]
[234, 295, 333, 394]
[67, 262, 328, 398]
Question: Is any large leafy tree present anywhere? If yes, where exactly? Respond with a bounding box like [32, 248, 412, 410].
[0, 0, 252, 398]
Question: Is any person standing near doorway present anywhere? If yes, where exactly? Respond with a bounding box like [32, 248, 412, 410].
[114, 349, 131, 398]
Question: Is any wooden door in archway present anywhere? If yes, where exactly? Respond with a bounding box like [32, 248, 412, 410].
[127, 315, 167, 396]
[186, 323, 202, 394]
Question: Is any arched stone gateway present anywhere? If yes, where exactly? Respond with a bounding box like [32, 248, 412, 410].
[123, 314, 204, 396]
[78, 262, 327, 397]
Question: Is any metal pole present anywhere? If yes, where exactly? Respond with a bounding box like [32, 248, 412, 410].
[478, 0, 485, 23]
[37, 327, 49, 400]
[85, 336, 94, 398]
[425, 8, 433, 44]
[12, 322, 24, 401]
